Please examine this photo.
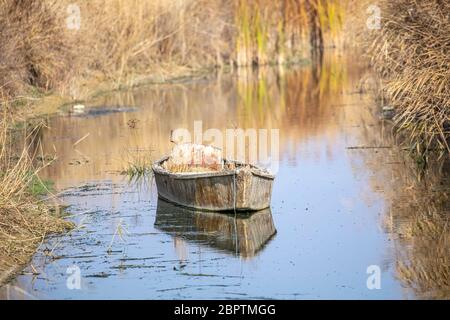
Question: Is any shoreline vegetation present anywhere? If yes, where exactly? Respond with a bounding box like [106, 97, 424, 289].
[0, 111, 73, 285]
[367, 0, 450, 157]
[0, 0, 449, 290]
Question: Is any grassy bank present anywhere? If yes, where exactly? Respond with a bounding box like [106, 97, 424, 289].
[0, 110, 73, 285]
[0, 0, 348, 104]
[367, 0, 450, 156]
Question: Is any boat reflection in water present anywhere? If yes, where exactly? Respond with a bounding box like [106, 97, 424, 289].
[154, 199, 276, 258]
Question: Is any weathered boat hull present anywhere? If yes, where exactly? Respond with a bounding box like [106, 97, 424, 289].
[152, 157, 274, 212]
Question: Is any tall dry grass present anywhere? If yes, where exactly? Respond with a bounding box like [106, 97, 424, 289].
[0, 109, 72, 279]
[368, 0, 450, 155]
[75, 0, 233, 84]
[0, 0, 349, 100]
[0, 0, 234, 99]
[0, 0, 76, 99]
[234, 0, 345, 66]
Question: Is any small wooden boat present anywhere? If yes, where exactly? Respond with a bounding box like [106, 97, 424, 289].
[154, 199, 276, 257]
[152, 156, 275, 212]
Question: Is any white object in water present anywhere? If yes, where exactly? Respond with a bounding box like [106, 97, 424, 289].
[73, 104, 86, 114]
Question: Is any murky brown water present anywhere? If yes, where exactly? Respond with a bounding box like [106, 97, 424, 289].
[1, 54, 448, 299]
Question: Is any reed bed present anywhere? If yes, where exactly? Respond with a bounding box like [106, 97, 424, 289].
[0, 0, 76, 100]
[0, 0, 233, 100]
[368, 0, 450, 155]
[0, 110, 72, 280]
[0, 0, 348, 101]
[76, 0, 232, 83]
[234, 0, 345, 66]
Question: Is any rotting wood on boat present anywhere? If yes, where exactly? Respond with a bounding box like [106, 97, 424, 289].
[152, 144, 275, 212]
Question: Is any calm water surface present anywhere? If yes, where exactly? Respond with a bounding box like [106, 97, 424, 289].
[2, 55, 447, 299]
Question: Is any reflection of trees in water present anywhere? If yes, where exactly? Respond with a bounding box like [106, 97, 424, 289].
[359, 127, 450, 299]
[390, 160, 450, 299]
[39, 53, 366, 187]
[235, 53, 351, 131]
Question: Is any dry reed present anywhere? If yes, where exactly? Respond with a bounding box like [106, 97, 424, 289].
[0, 0, 348, 100]
[0, 109, 72, 280]
[0, 0, 76, 99]
[368, 0, 450, 154]
[234, 0, 345, 66]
